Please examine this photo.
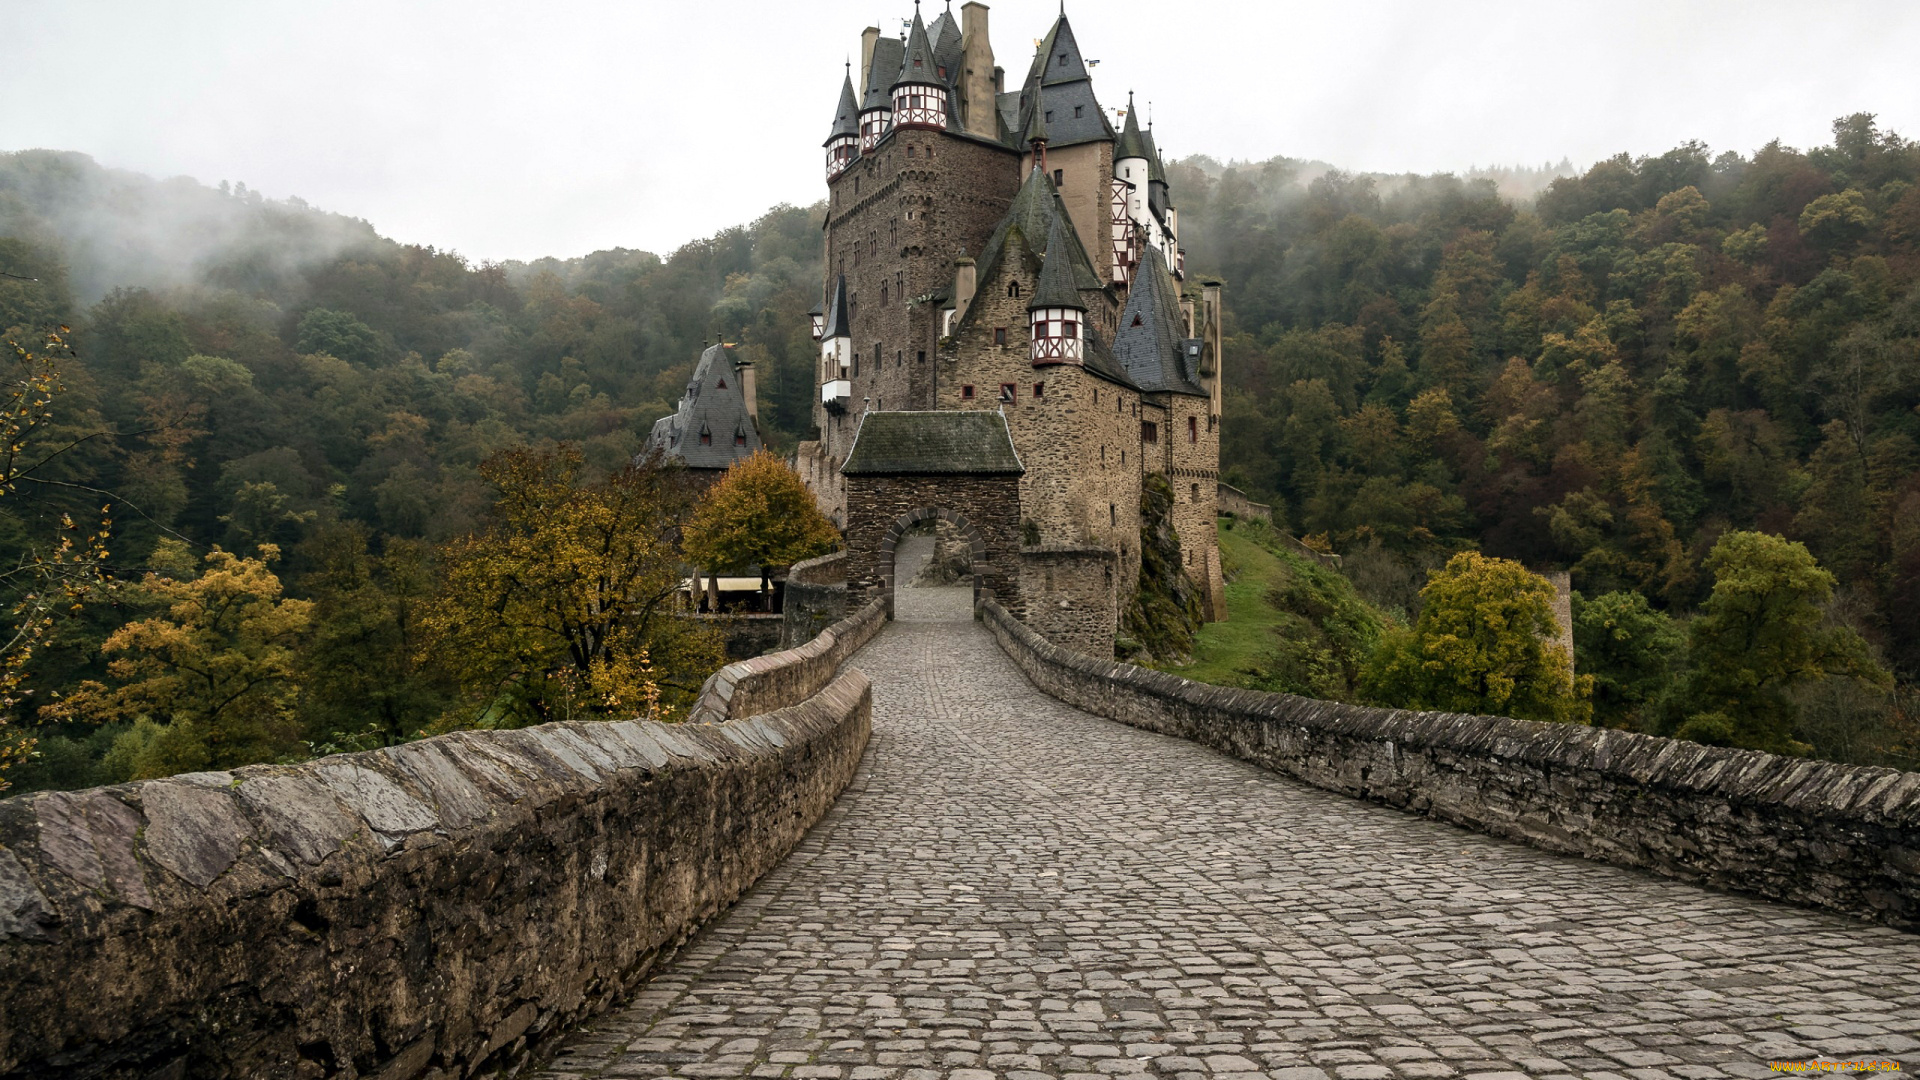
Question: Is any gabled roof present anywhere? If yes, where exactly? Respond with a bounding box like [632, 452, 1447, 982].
[824, 274, 851, 339]
[646, 345, 764, 470]
[1113, 247, 1206, 397]
[1030, 209, 1084, 311]
[1114, 92, 1150, 161]
[862, 37, 904, 110]
[826, 69, 860, 144]
[841, 410, 1024, 476]
[893, 10, 941, 89]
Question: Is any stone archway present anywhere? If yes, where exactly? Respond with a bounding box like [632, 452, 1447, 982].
[879, 507, 987, 618]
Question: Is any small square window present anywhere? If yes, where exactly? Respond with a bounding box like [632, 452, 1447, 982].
[961, 384, 975, 400]
[1044, 110, 1054, 122]
[1074, 105, 1084, 118]
[1000, 383, 1016, 403]
[993, 326, 1008, 346]
[1053, 168, 1063, 186]
[918, 350, 926, 363]
[1033, 382, 1045, 399]
[1141, 421, 1158, 443]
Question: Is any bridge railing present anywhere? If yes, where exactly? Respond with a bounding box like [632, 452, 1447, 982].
[980, 598, 1920, 931]
[686, 595, 885, 725]
[0, 672, 872, 1078]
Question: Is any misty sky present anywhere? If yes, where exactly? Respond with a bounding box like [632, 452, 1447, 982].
[5, 0, 1915, 264]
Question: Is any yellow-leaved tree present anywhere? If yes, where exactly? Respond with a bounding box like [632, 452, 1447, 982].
[681, 449, 840, 608]
[419, 444, 723, 727]
[1362, 551, 1592, 724]
[53, 541, 311, 779]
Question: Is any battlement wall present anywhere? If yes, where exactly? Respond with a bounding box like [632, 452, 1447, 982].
[980, 598, 1920, 931]
[0, 676, 872, 1078]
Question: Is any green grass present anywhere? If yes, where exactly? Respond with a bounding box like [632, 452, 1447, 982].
[1159, 520, 1293, 686]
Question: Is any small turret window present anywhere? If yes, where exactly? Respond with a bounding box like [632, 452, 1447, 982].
[736, 430, 748, 446]
[1058, 54, 1068, 67]
[1008, 281, 1022, 299]
[699, 426, 712, 446]
[961, 384, 975, 400]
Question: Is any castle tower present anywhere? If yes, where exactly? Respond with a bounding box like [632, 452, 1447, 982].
[1029, 209, 1086, 364]
[824, 66, 860, 181]
[890, 7, 949, 130]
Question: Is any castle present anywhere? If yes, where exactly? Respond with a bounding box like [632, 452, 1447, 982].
[794, 1, 1226, 654]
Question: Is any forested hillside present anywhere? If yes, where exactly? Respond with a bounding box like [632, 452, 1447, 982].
[1174, 117, 1920, 670]
[2, 112, 1917, 787]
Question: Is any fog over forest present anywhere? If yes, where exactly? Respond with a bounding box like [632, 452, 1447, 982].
[3, 110, 1918, 787]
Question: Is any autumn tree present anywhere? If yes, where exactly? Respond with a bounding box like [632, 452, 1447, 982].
[0, 329, 114, 792]
[419, 445, 723, 727]
[1362, 551, 1592, 724]
[1669, 531, 1887, 756]
[681, 449, 840, 606]
[53, 542, 312, 779]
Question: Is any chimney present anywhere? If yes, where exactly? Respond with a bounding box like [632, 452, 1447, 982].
[959, 3, 997, 139]
[953, 256, 977, 323]
[736, 356, 758, 423]
[1179, 295, 1195, 338]
[859, 26, 880, 95]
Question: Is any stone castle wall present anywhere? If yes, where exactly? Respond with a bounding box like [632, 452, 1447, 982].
[1016, 546, 1118, 658]
[0, 675, 873, 1079]
[689, 597, 886, 725]
[1215, 482, 1272, 523]
[980, 599, 1920, 931]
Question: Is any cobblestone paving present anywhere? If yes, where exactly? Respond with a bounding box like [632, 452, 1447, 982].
[534, 584, 1920, 1080]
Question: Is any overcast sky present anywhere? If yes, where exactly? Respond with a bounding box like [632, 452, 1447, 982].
[5, 0, 1915, 264]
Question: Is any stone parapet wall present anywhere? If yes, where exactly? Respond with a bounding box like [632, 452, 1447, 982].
[689, 598, 886, 725]
[786, 549, 848, 585]
[0, 671, 874, 1079]
[979, 599, 1920, 930]
[1215, 482, 1272, 524]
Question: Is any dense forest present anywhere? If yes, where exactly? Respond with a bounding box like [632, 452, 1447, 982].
[2, 112, 1916, 789]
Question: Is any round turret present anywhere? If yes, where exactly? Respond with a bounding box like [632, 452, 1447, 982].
[890, 7, 949, 130]
[825, 65, 861, 181]
[1029, 205, 1086, 365]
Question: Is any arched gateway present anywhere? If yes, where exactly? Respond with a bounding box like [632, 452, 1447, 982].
[838, 411, 1025, 619]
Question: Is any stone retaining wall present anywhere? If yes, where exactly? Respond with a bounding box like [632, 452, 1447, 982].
[786, 550, 847, 585]
[780, 551, 852, 650]
[688, 598, 886, 725]
[0, 671, 872, 1078]
[980, 599, 1920, 930]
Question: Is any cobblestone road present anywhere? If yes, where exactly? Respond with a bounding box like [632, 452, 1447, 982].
[535, 580, 1920, 1080]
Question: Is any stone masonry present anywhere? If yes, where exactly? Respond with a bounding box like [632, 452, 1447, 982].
[530, 585, 1920, 1080]
[842, 474, 1022, 617]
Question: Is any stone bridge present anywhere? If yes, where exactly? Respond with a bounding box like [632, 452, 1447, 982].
[1, 539, 1916, 1079]
[528, 558, 1920, 1080]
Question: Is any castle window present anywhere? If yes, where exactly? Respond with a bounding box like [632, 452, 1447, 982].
[1075, 105, 1084, 118]
[1191, 482, 1200, 502]
[699, 426, 712, 446]
[1142, 421, 1158, 443]
[907, 146, 915, 158]
[918, 350, 926, 363]
[716, 377, 726, 389]
[1044, 110, 1054, 122]
[897, 349, 903, 367]
[1110, 504, 1116, 526]
[1057, 54, 1067, 67]
[1189, 415, 1198, 443]
[1000, 383, 1016, 404]
[737, 431, 749, 446]
[1132, 314, 1143, 327]
[994, 326, 1007, 346]
[1187, 548, 1194, 564]
[881, 284, 888, 306]
[1008, 281, 1022, 299]
[961, 384, 975, 400]
[1101, 445, 1106, 464]
[1053, 169, 1063, 186]
[1033, 382, 1044, 399]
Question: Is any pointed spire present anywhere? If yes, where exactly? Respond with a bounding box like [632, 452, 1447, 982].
[1115, 90, 1150, 161]
[825, 275, 852, 339]
[1030, 206, 1085, 312]
[827, 66, 861, 143]
[893, 4, 940, 88]
[1024, 98, 1049, 149]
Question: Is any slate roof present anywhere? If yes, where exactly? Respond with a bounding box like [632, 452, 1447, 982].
[824, 274, 851, 338]
[826, 69, 860, 144]
[862, 37, 904, 111]
[894, 10, 941, 88]
[1029, 209, 1084, 311]
[1114, 93, 1150, 161]
[841, 410, 1024, 476]
[928, 9, 964, 88]
[646, 344, 763, 470]
[1112, 247, 1207, 397]
[1012, 15, 1112, 150]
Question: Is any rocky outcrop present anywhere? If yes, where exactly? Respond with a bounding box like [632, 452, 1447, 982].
[981, 598, 1920, 931]
[1119, 473, 1204, 662]
[0, 672, 873, 1079]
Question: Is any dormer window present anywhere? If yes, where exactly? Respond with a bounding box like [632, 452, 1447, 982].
[1057, 54, 1067, 67]
[716, 377, 726, 389]
[735, 430, 747, 446]
[699, 425, 712, 446]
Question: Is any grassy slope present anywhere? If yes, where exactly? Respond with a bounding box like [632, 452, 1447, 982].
[1160, 521, 1290, 686]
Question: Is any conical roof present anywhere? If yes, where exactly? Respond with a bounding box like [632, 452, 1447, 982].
[826, 69, 860, 144]
[1027, 14, 1091, 87]
[893, 8, 941, 88]
[824, 274, 851, 338]
[1144, 124, 1167, 184]
[1029, 209, 1085, 311]
[1114, 92, 1150, 161]
[1112, 247, 1205, 396]
[1023, 95, 1049, 145]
